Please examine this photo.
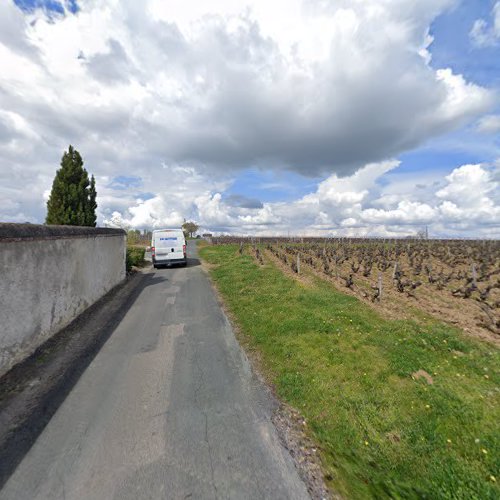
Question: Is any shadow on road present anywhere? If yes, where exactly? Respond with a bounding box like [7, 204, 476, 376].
[0, 273, 166, 489]
[152, 257, 201, 269]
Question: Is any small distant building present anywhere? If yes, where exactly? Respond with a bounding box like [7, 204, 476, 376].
[202, 233, 213, 239]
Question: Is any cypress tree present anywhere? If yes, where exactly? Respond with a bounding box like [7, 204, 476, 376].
[45, 145, 98, 227]
[86, 175, 97, 227]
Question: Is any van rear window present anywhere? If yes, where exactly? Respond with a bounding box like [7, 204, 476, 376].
[156, 237, 178, 247]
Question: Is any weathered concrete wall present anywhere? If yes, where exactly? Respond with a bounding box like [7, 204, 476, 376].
[0, 224, 126, 377]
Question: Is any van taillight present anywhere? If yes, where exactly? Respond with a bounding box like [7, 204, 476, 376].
[151, 246, 155, 255]
[183, 244, 186, 255]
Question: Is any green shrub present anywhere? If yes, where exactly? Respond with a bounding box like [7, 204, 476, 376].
[126, 246, 145, 271]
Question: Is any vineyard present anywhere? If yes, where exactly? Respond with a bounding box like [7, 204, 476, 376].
[212, 237, 500, 342]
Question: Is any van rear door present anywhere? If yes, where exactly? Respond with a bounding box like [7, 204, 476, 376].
[154, 231, 185, 262]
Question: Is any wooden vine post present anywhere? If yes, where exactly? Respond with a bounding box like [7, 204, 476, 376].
[392, 262, 398, 280]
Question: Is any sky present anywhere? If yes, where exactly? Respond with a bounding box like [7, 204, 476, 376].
[0, 0, 499, 237]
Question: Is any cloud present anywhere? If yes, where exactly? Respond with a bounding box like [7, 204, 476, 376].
[193, 192, 282, 231]
[0, 0, 494, 180]
[0, 1, 40, 58]
[477, 114, 500, 134]
[97, 156, 500, 238]
[150, 1, 491, 176]
[224, 194, 264, 209]
[0, 0, 497, 236]
[84, 39, 132, 84]
[100, 163, 231, 229]
[315, 162, 500, 236]
[470, 1, 500, 47]
[360, 201, 437, 226]
[435, 164, 500, 225]
[225, 161, 500, 236]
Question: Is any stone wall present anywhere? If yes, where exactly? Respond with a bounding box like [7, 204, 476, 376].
[0, 223, 126, 377]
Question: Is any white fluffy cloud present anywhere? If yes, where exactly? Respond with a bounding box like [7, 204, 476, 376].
[290, 162, 500, 237]
[101, 163, 231, 228]
[0, 0, 497, 236]
[313, 162, 500, 236]
[0, 0, 493, 174]
[436, 164, 500, 224]
[105, 160, 500, 237]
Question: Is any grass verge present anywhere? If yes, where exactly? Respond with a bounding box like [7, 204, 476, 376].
[200, 244, 499, 499]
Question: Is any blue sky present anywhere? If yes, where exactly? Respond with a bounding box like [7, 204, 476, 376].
[235, 0, 500, 230]
[430, 0, 500, 86]
[14, 0, 78, 14]
[225, 169, 322, 203]
[1, 0, 499, 236]
[370, 0, 499, 184]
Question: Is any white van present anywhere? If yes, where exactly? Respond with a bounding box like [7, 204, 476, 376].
[151, 229, 187, 268]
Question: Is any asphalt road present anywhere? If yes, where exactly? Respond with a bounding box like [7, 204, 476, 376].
[0, 241, 309, 500]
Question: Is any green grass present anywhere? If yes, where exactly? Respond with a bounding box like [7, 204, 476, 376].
[200, 244, 500, 499]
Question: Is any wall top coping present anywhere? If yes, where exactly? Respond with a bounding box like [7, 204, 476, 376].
[0, 223, 126, 242]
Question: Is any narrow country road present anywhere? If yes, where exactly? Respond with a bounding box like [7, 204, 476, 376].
[0, 241, 309, 500]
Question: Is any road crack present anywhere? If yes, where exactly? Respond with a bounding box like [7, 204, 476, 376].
[193, 346, 218, 499]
